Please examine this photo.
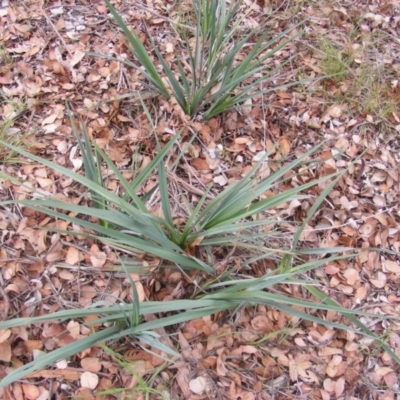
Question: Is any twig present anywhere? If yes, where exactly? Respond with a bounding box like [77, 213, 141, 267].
[0, 274, 10, 321]
[40, 5, 73, 58]
[167, 172, 214, 199]
[134, 1, 196, 32]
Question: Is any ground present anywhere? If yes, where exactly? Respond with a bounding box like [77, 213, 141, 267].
[0, 0, 400, 399]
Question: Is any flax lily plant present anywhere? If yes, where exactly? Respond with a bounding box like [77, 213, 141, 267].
[1, 112, 341, 273]
[94, 0, 303, 119]
[0, 259, 399, 388]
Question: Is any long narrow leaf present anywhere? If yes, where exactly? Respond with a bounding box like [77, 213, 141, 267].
[306, 285, 400, 365]
[0, 324, 124, 388]
[103, 0, 169, 97]
[2, 200, 213, 272]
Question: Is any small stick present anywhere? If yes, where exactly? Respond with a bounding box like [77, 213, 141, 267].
[167, 172, 214, 199]
[40, 5, 74, 58]
[0, 276, 10, 321]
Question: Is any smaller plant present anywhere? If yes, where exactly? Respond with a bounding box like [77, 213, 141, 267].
[92, 0, 304, 119]
[316, 32, 398, 127]
[0, 45, 14, 65]
[0, 99, 29, 164]
[96, 345, 170, 399]
[357, 65, 397, 120]
[0, 117, 18, 162]
[319, 38, 351, 82]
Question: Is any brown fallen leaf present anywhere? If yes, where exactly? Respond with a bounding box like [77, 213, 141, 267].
[127, 273, 145, 302]
[89, 252, 107, 268]
[324, 104, 346, 119]
[383, 372, 397, 388]
[65, 246, 80, 265]
[80, 371, 99, 390]
[22, 384, 39, 400]
[355, 286, 368, 302]
[189, 376, 210, 395]
[236, 392, 255, 400]
[191, 158, 210, 171]
[0, 340, 11, 362]
[335, 377, 345, 397]
[0, 329, 11, 344]
[323, 378, 335, 392]
[278, 138, 291, 157]
[67, 320, 80, 339]
[343, 268, 359, 285]
[384, 260, 400, 274]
